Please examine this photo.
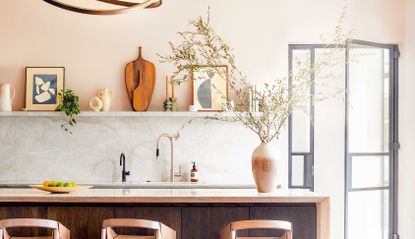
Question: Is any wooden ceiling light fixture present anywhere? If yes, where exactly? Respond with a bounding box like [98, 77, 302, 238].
[42, 0, 162, 15]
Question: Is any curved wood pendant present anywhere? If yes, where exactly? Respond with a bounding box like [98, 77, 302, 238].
[42, 0, 162, 15]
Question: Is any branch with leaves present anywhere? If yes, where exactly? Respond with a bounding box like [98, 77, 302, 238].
[160, 7, 353, 143]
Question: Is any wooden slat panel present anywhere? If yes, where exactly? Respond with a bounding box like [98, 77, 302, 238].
[182, 206, 249, 239]
[47, 206, 114, 239]
[0, 206, 48, 237]
[114, 206, 181, 239]
[249, 205, 317, 239]
[0, 203, 319, 239]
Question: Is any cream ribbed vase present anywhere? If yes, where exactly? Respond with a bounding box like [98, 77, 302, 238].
[251, 142, 280, 193]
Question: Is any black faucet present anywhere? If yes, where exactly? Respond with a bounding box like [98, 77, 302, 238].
[120, 153, 130, 182]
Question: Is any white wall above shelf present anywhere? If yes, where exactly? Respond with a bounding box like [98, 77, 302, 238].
[0, 111, 238, 118]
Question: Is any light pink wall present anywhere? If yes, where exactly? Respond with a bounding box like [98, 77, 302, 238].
[399, 0, 415, 238]
[0, 0, 404, 111]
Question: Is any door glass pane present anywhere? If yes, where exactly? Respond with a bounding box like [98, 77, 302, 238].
[348, 46, 390, 153]
[315, 48, 346, 91]
[292, 155, 304, 186]
[351, 155, 389, 189]
[347, 43, 393, 239]
[291, 49, 311, 152]
[348, 190, 389, 239]
[292, 111, 310, 152]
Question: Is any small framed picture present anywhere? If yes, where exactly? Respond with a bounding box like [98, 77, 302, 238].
[191, 65, 228, 112]
[25, 67, 65, 111]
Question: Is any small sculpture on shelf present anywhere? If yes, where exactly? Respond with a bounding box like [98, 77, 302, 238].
[163, 97, 177, 112]
[89, 96, 103, 112]
[98, 88, 114, 112]
[88, 88, 114, 112]
[163, 76, 177, 112]
[171, 97, 177, 111]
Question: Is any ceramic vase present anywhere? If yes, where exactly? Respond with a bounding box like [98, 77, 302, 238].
[89, 96, 104, 112]
[98, 89, 114, 112]
[0, 84, 15, 112]
[251, 142, 280, 193]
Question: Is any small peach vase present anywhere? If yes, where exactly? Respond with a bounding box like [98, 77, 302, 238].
[252, 142, 281, 193]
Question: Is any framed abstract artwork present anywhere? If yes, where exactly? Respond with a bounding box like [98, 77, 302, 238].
[191, 65, 228, 112]
[25, 67, 65, 111]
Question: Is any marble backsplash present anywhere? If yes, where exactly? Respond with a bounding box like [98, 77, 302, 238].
[0, 115, 288, 185]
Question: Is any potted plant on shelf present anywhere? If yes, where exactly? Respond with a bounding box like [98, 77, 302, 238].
[159, 8, 351, 192]
[56, 89, 80, 134]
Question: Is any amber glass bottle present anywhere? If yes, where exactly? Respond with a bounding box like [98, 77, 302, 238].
[190, 162, 199, 183]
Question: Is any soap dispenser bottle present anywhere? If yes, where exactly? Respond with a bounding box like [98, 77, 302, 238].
[190, 162, 199, 183]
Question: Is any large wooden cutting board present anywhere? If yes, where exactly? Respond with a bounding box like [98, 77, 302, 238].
[125, 47, 156, 111]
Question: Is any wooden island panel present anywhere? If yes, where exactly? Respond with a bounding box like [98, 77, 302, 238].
[114, 206, 182, 239]
[0, 205, 48, 237]
[47, 206, 114, 239]
[182, 206, 250, 239]
[0, 204, 318, 239]
[250, 205, 317, 239]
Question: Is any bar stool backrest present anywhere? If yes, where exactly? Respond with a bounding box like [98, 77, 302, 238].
[0, 218, 70, 239]
[101, 218, 176, 239]
[220, 220, 292, 239]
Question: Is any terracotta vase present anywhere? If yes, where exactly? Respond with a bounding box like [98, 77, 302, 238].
[252, 142, 280, 193]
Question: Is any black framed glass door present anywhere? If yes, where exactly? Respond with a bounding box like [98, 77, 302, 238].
[289, 40, 399, 239]
[288, 46, 315, 191]
[345, 40, 399, 239]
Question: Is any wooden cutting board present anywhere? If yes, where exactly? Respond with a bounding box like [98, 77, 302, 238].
[125, 47, 156, 111]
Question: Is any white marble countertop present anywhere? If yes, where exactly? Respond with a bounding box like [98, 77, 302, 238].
[0, 181, 257, 189]
[0, 188, 327, 204]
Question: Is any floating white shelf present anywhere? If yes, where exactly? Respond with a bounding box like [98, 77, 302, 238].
[0, 111, 237, 118]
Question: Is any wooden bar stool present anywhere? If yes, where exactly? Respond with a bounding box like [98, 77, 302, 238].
[0, 218, 70, 239]
[101, 218, 176, 239]
[220, 220, 292, 239]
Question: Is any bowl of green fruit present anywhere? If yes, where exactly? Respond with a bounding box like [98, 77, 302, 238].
[31, 181, 92, 193]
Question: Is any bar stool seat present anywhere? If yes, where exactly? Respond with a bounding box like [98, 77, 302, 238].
[112, 236, 154, 239]
[220, 220, 292, 239]
[101, 218, 176, 239]
[0, 218, 70, 239]
[10, 237, 51, 239]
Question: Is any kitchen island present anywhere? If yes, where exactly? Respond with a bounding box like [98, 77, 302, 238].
[0, 189, 329, 239]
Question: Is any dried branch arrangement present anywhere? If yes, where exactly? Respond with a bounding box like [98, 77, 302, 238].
[159, 8, 353, 143]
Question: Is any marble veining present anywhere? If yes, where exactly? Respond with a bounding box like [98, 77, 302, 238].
[0, 116, 288, 185]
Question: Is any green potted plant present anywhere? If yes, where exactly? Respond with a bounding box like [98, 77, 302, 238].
[56, 89, 80, 134]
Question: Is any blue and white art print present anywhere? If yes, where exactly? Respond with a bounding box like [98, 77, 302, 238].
[33, 74, 57, 104]
[25, 67, 64, 111]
